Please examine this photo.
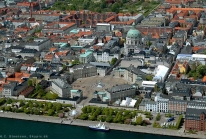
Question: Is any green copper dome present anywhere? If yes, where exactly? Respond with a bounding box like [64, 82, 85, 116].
[127, 22, 141, 38]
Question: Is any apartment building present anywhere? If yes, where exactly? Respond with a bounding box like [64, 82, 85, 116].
[168, 100, 188, 114]
[70, 63, 97, 81]
[185, 107, 206, 131]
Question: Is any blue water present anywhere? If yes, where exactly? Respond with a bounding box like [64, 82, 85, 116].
[0, 118, 188, 139]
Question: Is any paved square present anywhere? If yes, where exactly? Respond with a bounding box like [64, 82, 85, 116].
[72, 75, 129, 105]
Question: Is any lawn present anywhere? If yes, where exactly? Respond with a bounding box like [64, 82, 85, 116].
[44, 92, 58, 100]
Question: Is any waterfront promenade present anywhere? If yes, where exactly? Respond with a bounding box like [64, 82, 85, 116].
[0, 112, 205, 139]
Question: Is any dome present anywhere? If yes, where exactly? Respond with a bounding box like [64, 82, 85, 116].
[127, 22, 141, 38]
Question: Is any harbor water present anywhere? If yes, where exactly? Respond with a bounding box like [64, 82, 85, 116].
[0, 117, 188, 139]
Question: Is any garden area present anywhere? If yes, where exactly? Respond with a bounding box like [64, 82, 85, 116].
[77, 106, 152, 126]
[0, 98, 73, 117]
[50, 0, 160, 16]
[28, 79, 58, 100]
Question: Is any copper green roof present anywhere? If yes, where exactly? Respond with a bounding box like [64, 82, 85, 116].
[127, 22, 141, 38]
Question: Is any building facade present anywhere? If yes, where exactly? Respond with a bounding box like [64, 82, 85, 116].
[70, 64, 97, 81]
[185, 101, 206, 131]
[168, 100, 188, 114]
[79, 50, 93, 63]
[51, 78, 72, 98]
[124, 22, 143, 55]
[185, 108, 206, 131]
[105, 84, 136, 101]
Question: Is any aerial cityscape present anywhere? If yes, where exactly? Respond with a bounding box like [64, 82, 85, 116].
[0, 0, 206, 138]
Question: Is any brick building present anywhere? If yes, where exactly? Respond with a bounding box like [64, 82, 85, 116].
[168, 100, 188, 114]
[185, 101, 206, 131]
[185, 108, 206, 131]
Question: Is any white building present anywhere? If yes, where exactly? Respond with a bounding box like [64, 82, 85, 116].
[142, 81, 157, 88]
[155, 94, 169, 113]
[93, 48, 120, 62]
[96, 23, 111, 32]
[145, 101, 157, 112]
[78, 37, 97, 47]
[51, 78, 72, 98]
[153, 65, 169, 82]
[79, 50, 93, 63]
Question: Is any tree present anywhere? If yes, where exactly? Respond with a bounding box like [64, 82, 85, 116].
[79, 113, 88, 120]
[142, 2, 149, 9]
[20, 100, 25, 107]
[146, 74, 153, 81]
[136, 116, 143, 125]
[156, 113, 161, 121]
[0, 98, 6, 106]
[72, 60, 81, 65]
[154, 84, 160, 92]
[24, 108, 30, 114]
[48, 109, 55, 116]
[48, 102, 53, 109]
[56, 103, 62, 111]
[35, 84, 42, 91]
[106, 115, 113, 123]
[147, 41, 152, 47]
[130, 10, 134, 15]
[111, 58, 117, 65]
[6, 98, 13, 104]
[28, 79, 32, 86]
[5, 106, 11, 111]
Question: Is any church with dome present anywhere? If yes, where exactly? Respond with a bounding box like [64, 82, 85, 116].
[124, 22, 143, 55]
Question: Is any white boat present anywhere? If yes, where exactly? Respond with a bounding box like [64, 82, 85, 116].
[88, 121, 110, 132]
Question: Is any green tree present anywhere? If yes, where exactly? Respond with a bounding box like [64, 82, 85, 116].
[48, 109, 55, 116]
[142, 2, 149, 9]
[28, 79, 33, 86]
[146, 74, 153, 81]
[56, 103, 62, 111]
[156, 113, 161, 121]
[72, 60, 81, 65]
[130, 10, 135, 15]
[110, 58, 117, 65]
[5, 106, 11, 111]
[48, 102, 53, 109]
[106, 115, 113, 123]
[79, 113, 88, 120]
[35, 84, 42, 91]
[0, 98, 6, 106]
[89, 114, 96, 121]
[24, 108, 30, 114]
[19, 100, 25, 107]
[154, 84, 160, 92]
[136, 116, 143, 125]
[6, 98, 13, 104]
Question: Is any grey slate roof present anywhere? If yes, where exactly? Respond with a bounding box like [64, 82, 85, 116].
[185, 108, 206, 120]
[72, 63, 95, 69]
[107, 84, 135, 93]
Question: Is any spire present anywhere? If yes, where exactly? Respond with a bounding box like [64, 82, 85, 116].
[132, 22, 136, 29]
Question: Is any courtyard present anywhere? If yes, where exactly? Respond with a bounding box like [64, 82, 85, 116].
[72, 75, 129, 105]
